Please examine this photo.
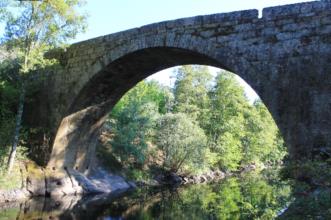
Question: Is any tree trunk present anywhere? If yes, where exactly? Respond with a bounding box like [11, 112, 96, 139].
[7, 81, 25, 173]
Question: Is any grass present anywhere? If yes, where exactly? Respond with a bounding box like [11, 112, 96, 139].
[0, 207, 20, 220]
[0, 146, 29, 191]
[0, 162, 23, 191]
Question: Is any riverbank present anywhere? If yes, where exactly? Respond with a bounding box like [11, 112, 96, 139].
[0, 160, 259, 203]
[0, 162, 136, 203]
[0, 169, 293, 219]
[136, 163, 259, 187]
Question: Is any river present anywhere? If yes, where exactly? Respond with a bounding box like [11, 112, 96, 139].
[0, 169, 294, 220]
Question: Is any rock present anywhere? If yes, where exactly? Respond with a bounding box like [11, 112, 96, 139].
[200, 175, 208, 183]
[47, 169, 85, 196]
[26, 167, 47, 196]
[0, 189, 29, 203]
[206, 173, 214, 181]
[193, 176, 200, 183]
[214, 170, 225, 179]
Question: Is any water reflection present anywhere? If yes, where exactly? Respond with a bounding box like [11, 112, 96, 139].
[0, 170, 293, 220]
[117, 170, 292, 220]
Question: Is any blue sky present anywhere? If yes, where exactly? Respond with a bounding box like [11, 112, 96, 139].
[76, 0, 313, 101]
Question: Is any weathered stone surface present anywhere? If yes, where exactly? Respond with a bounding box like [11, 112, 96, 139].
[0, 166, 132, 202]
[46, 167, 132, 197]
[0, 189, 29, 203]
[25, 165, 47, 196]
[22, 1, 331, 175]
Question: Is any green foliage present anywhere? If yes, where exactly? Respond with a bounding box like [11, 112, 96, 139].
[109, 81, 172, 165]
[0, 0, 87, 172]
[205, 72, 247, 171]
[155, 113, 207, 173]
[125, 169, 150, 182]
[0, 60, 20, 165]
[110, 102, 158, 164]
[102, 65, 287, 176]
[112, 80, 172, 117]
[242, 100, 287, 165]
[0, 145, 28, 190]
[0, 207, 20, 220]
[1, 0, 87, 73]
[173, 65, 212, 123]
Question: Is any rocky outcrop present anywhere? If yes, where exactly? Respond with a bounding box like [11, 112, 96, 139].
[154, 169, 227, 186]
[183, 170, 227, 184]
[152, 164, 262, 186]
[47, 168, 135, 198]
[0, 164, 134, 202]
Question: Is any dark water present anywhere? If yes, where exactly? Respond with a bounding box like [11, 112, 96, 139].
[0, 169, 294, 220]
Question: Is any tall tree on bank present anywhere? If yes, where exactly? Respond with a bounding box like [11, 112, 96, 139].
[173, 65, 212, 127]
[207, 71, 248, 170]
[1, 0, 87, 172]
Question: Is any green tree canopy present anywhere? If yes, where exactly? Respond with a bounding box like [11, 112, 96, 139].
[109, 81, 170, 165]
[173, 65, 212, 123]
[155, 113, 207, 173]
[103, 65, 286, 177]
[206, 71, 248, 171]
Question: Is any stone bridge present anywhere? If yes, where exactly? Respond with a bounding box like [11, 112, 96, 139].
[27, 1, 331, 174]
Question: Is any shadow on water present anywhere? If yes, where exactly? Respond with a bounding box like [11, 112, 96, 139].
[0, 169, 304, 220]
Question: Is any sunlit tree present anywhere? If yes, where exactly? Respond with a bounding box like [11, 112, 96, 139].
[1, 0, 87, 171]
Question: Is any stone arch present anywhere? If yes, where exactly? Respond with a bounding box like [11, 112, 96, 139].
[46, 43, 269, 173]
[43, 1, 331, 172]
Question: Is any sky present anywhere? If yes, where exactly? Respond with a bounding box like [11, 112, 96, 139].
[75, 0, 313, 102]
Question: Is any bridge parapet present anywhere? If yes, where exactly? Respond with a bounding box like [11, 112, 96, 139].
[262, 1, 331, 20]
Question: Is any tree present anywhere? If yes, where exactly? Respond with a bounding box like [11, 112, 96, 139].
[206, 71, 248, 171]
[110, 102, 159, 164]
[173, 65, 212, 124]
[109, 81, 168, 164]
[1, 0, 87, 172]
[112, 80, 172, 117]
[155, 113, 207, 173]
[242, 100, 286, 165]
[103, 65, 287, 177]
